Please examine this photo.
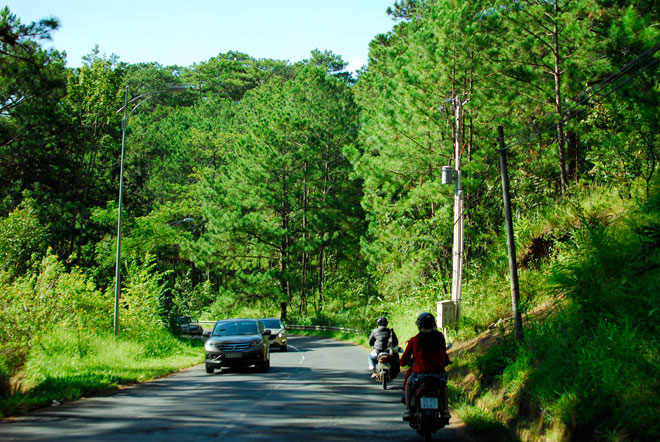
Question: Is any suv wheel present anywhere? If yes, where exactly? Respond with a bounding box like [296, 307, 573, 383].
[205, 364, 215, 374]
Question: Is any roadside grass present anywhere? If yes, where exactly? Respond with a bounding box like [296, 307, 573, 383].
[0, 328, 203, 418]
[447, 182, 660, 441]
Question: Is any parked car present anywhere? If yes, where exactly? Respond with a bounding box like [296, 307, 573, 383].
[176, 316, 203, 335]
[204, 318, 271, 373]
[259, 318, 288, 352]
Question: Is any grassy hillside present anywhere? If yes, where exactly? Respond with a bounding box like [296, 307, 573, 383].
[444, 182, 660, 441]
[0, 330, 203, 417]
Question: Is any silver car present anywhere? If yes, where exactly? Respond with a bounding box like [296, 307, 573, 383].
[204, 319, 271, 373]
[259, 318, 288, 352]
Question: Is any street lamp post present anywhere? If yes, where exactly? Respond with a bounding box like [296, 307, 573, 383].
[113, 85, 190, 335]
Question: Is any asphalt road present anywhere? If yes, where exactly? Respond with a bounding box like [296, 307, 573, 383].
[1, 336, 472, 441]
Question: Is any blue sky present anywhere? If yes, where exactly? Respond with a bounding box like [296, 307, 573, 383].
[4, 1, 396, 73]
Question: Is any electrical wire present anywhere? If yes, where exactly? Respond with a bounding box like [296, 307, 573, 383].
[451, 43, 660, 226]
[502, 41, 660, 150]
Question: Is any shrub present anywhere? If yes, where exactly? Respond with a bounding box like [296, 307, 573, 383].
[119, 254, 169, 338]
[0, 251, 108, 398]
[0, 200, 48, 278]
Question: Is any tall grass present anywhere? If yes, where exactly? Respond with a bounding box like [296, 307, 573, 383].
[0, 328, 203, 417]
[451, 182, 660, 441]
[0, 250, 205, 418]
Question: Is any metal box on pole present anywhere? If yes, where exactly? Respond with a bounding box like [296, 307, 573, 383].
[437, 300, 456, 328]
[442, 166, 454, 185]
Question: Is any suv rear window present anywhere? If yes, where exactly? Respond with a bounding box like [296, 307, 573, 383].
[260, 319, 282, 329]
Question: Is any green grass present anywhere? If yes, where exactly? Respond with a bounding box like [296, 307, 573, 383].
[0, 328, 203, 418]
[446, 182, 660, 441]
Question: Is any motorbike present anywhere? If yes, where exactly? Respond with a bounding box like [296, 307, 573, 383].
[375, 346, 401, 390]
[376, 351, 399, 390]
[408, 377, 449, 442]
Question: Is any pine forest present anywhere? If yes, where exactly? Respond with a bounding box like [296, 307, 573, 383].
[1, 1, 659, 440]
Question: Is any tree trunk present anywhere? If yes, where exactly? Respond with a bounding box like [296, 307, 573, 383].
[280, 174, 290, 303]
[553, 4, 569, 195]
[301, 162, 308, 315]
[318, 247, 324, 311]
[566, 130, 579, 184]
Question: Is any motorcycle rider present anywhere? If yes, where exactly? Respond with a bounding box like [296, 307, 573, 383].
[400, 312, 451, 421]
[368, 316, 399, 378]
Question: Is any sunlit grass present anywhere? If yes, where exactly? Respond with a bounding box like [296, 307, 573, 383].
[442, 181, 660, 441]
[0, 328, 203, 417]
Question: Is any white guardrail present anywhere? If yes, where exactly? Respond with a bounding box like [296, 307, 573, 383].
[285, 324, 363, 334]
[196, 321, 362, 334]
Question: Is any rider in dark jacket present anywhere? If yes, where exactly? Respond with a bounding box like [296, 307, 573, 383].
[368, 317, 399, 378]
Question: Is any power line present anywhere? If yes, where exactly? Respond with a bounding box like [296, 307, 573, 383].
[453, 42, 660, 225]
[502, 41, 660, 151]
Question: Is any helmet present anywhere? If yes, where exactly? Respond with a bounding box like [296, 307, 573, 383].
[377, 316, 388, 327]
[416, 312, 436, 331]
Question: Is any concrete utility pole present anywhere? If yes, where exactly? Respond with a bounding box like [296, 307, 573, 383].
[451, 97, 468, 322]
[438, 96, 469, 328]
[497, 126, 523, 339]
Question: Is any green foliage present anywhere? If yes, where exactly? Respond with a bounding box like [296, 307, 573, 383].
[454, 182, 660, 441]
[119, 254, 169, 338]
[351, 0, 504, 301]
[0, 200, 49, 278]
[0, 328, 202, 417]
[0, 7, 68, 216]
[170, 276, 214, 320]
[198, 65, 363, 314]
[0, 245, 195, 413]
[0, 250, 108, 398]
[181, 51, 296, 101]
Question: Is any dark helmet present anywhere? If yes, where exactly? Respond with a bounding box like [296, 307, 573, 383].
[416, 312, 436, 330]
[377, 316, 388, 327]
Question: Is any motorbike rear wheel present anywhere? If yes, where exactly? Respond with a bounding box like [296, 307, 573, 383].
[382, 373, 387, 390]
[420, 416, 432, 442]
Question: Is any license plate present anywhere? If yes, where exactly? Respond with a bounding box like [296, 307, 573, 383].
[420, 397, 438, 409]
[224, 353, 242, 359]
[380, 363, 390, 369]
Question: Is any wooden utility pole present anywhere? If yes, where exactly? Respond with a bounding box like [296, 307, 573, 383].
[497, 126, 523, 339]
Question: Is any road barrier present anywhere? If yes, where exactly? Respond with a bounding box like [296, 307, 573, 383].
[285, 324, 364, 334]
[195, 321, 363, 334]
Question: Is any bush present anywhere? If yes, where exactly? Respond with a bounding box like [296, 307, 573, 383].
[118, 254, 169, 338]
[0, 251, 108, 398]
[0, 200, 48, 278]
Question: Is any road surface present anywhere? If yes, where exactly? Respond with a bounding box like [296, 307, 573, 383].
[1, 336, 472, 441]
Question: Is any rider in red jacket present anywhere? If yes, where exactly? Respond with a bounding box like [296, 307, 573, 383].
[400, 312, 450, 420]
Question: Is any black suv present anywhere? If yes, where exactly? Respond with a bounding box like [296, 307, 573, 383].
[176, 316, 203, 335]
[204, 319, 271, 373]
